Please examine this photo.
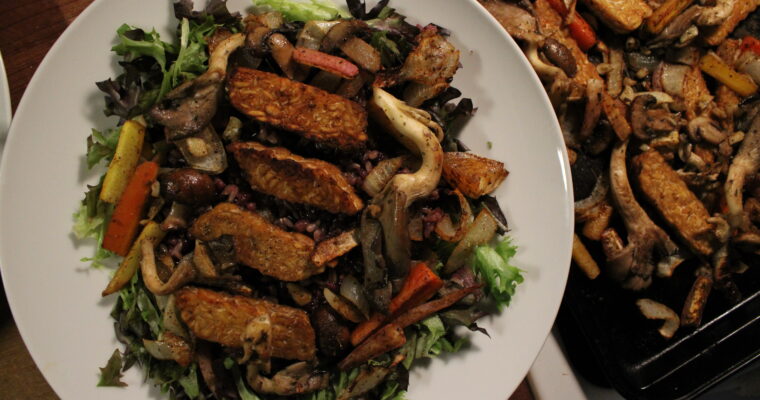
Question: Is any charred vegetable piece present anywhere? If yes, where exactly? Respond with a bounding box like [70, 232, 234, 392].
[191, 203, 321, 281]
[100, 119, 146, 204]
[176, 287, 316, 360]
[102, 161, 159, 256]
[102, 221, 166, 296]
[311, 230, 359, 267]
[572, 234, 601, 279]
[338, 324, 406, 370]
[228, 142, 364, 215]
[444, 208, 499, 274]
[442, 152, 508, 198]
[636, 298, 680, 339]
[228, 67, 368, 150]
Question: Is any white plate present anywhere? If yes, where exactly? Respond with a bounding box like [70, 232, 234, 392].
[0, 1, 573, 399]
[0, 50, 11, 152]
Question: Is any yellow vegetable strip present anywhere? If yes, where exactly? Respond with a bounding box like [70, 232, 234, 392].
[102, 221, 166, 296]
[99, 118, 146, 203]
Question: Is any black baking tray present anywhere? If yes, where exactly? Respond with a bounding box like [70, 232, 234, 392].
[556, 255, 760, 399]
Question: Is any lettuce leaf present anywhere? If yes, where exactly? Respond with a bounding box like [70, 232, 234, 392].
[471, 237, 523, 310]
[73, 179, 116, 268]
[253, 0, 350, 22]
[400, 316, 467, 369]
[86, 128, 120, 168]
[97, 349, 127, 387]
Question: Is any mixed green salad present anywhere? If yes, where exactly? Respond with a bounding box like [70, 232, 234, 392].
[74, 1, 523, 399]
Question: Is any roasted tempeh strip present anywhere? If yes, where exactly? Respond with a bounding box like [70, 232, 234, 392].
[190, 203, 323, 281]
[633, 150, 715, 257]
[701, 0, 760, 46]
[228, 142, 364, 215]
[228, 67, 368, 150]
[175, 287, 316, 360]
[580, 0, 652, 33]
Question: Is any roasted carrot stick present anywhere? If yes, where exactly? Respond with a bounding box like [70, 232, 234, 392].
[350, 262, 443, 346]
[102, 161, 159, 256]
[393, 285, 482, 329]
[339, 323, 406, 370]
[545, 0, 597, 51]
[389, 262, 444, 315]
[292, 47, 359, 79]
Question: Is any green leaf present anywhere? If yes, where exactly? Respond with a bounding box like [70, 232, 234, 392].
[232, 365, 262, 400]
[86, 128, 120, 168]
[112, 24, 172, 70]
[370, 31, 402, 67]
[178, 364, 200, 399]
[471, 236, 524, 310]
[253, 0, 349, 22]
[136, 289, 162, 337]
[97, 349, 127, 387]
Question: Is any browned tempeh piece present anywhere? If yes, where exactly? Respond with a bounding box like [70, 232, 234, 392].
[190, 203, 323, 281]
[228, 142, 363, 215]
[228, 67, 368, 150]
[581, 0, 652, 33]
[701, 0, 760, 46]
[681, 272, 712, 327]
[633, 150, 715, 257]
[175, 287, 316, 360]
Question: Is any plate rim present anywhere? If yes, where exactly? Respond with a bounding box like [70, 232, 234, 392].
[0, 0, 574, 398]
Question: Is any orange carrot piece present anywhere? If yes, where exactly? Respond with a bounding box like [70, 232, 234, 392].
[567, 16, 597, 52]
[293, 47, 359, 79]
[545, 0, 597, 51]
[742, 36, 760, 57]
[102, 161, 159, 256]
[350, 262, 444, 346]
[394, 285, 483, 329]
[389, 262, 444, 315]
[339, 324, 406, 371]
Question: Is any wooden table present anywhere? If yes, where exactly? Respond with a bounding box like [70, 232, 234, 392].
[0, 1, 535, 399]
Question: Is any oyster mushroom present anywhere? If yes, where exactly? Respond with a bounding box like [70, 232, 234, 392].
[367, 88, 444, 279]
[150, 33, 245, 137]
[150, 33, 245, 173]
[726, 114, 760, 230]
[603, 140, 684, 290]
[140, 240, 197, 295]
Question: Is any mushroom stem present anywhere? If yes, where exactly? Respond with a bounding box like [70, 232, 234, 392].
[725, 114, 760, 230]
[368, 88, 444, 278]
[606, 140, 684, 290]
[140, 240, 197, 295]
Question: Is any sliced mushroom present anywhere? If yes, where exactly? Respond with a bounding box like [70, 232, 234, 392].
[246, 361, 329, 396]
[688, 116, 728, 145]
[541, 38, 578, 78]
[630, 94, 678, 140]
[240, 314, 272, 370]
[605, 140, 684, 290]
[636, 298, 680, 339]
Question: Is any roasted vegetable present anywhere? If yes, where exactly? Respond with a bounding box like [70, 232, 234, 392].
[101, 221, 166, 296]
[699, 52, 758, 97]
[99, 119, 146, 204]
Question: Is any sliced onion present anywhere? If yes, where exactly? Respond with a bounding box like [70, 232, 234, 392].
[296, 20, 340, 50]
[737, 52, 760, 85]
[362, 156, 407, 197]
[324, 288, 365, 323]
[442, 208, 499, 274]
[636, 298, 680, 339]
[434, 189, 474, 242]
[340, 275, 371, 319]
[162, 295, 189, 339]
[659, 64, 689, 98]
